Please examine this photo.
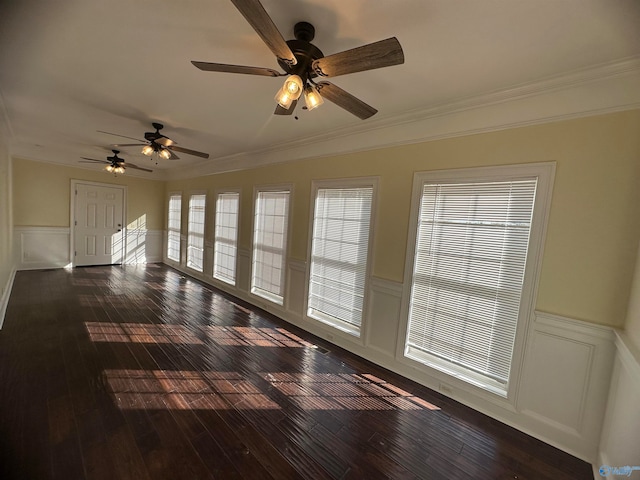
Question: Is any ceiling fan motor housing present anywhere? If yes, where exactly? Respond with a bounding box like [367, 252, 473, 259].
[278, 22, 324, 81]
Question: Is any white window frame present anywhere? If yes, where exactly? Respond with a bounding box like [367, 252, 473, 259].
[186, 192, 206, 273]
[213, 189, 241, 286]
[397, 163, 555, 400]
[166, 192, 182, 263]
[250, 185, 292, 306]
[304, 177, 378, 340]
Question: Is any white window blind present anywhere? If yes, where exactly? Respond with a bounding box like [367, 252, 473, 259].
[405, 179, 537, 394]
[187, 194, 206, 272]
[167, 194, 181, 262]
[251, 190, 290, 305]
[213, 192, 239, 285]
[308, 186, 373, 336]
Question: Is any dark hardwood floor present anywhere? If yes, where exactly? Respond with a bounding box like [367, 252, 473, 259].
[0, 265, 593, 479]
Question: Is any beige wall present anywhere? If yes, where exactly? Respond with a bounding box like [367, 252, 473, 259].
[167, 110, 640, 329]
[13, 158, 165, 230]
[8, 111, 640, 332]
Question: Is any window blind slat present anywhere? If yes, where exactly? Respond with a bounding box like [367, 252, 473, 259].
[213, 192, 239, 285]
[251, 190, 290, 304]
[308, 186, 373, 334]
[187, 194, 206, 272]
[167, 194, 181, 262]
[406, 179, 537, 390]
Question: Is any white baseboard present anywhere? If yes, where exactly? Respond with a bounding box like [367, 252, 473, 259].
[13, 226, 163, 269]
[0, 266, 16, 329]
[160, 262, 617, 465]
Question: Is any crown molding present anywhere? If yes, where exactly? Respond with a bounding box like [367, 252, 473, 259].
[165, 56, 640, 181]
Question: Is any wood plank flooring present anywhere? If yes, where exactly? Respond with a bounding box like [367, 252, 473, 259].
[0, 265, 594, 479]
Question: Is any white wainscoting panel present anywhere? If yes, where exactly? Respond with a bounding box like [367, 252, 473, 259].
[285, 259, 306, 317]
[237, 248, 251, 295]
[158, 262, 619, 465]
[14, 227, 71, 270]
[518, 311, 615, 462]
[15, 226, 163, 270]
[125, 229, 163, 264]
[366, 276, 404, 359]
[597, 332, 640, 478]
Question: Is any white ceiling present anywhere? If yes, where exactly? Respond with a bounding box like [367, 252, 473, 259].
[1, 0, 640, 179]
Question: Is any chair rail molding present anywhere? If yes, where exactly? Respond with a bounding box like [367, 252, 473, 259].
[14, 226, 163, 270]
[160, 260, 621, 465]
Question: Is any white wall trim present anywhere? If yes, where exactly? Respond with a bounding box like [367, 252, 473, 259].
[534, 311, 616, 341]
[366, 276, 404, 360]
[14, 226, 163, 269]
[614, 331, 640, 381]
[165, 56, 640, 181]
[515, 311, 615, 462]
[0, 266, 16, 329]
[14, 226, 71, 270]
[124, 228, 163, 264]
[369, 276, 404, 297]
[596, 330, 640, 478]
[163, 258, 617, 464]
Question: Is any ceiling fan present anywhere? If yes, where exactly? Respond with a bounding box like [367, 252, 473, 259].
[98, 123, 210, 160]
[191, 0, 405, 119]
[80, 150, 153, 174]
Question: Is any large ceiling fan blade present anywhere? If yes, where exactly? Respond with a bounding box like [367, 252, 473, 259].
[274, 99, 298, 115]
[166, 149, 180, 160]
[168, 145, 210, 159]
[112, 143, 146, 147]
[316, 82, 378, 120]
[155, 137, 174, 147]
[125, 163, 153, 173]
[80, 158, 108, 164]
[230, 0, 297, 66]
[97, 130, 146, 143]
[191, 61, 283, 77]
[312, 37, 404, 78]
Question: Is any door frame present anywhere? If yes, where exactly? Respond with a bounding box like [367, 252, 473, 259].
[70, 179, 127, 267]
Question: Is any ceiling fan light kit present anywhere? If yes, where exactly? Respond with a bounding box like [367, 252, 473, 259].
[79, 150, 153, 175]
[141, 145, 154, 156]
[192, 0, 405, 119]
[303, 83, 324, 111]
[158, 148, 172, 160]
[97, 122, 210, 166]
[89, 0, 401, 174]
[105, 164, 125, 175]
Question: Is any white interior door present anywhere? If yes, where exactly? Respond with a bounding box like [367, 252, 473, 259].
[74, 182, 125, 266]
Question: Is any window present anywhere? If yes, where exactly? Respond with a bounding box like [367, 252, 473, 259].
[251, 189, 290, 305]
[167, 193, 181, 262]
[213, 192, 240, 285]
[403, 164, 553, 396]
[307, 181, 376, 336]
[187, 194, 206, 272]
